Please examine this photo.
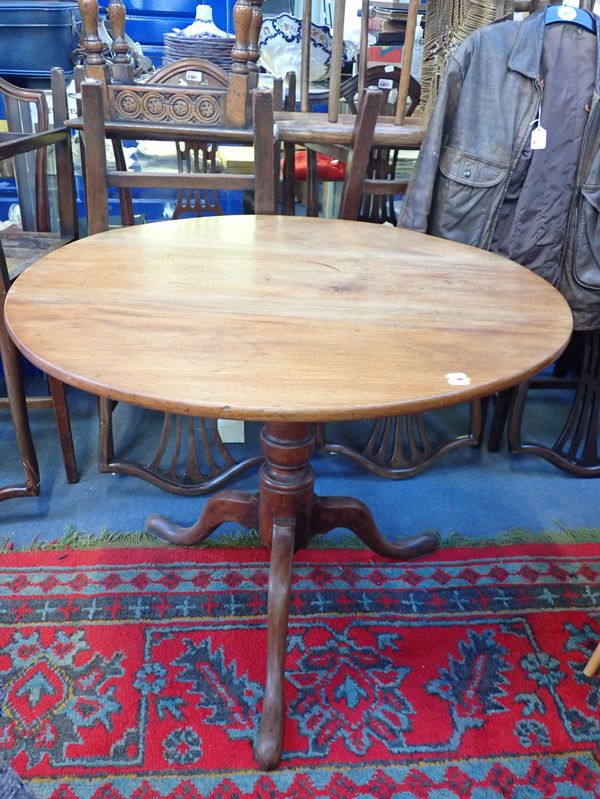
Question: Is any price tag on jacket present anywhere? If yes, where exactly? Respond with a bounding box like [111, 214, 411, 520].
[531, 124, 547, 150]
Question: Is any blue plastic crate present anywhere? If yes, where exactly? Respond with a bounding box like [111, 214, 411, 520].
[125, 0, 235, 42]
[126, 14, 200, 45]
[0, 1, 81, 77]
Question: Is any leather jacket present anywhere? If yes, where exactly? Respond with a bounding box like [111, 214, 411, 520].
[399, 9, 600, 329]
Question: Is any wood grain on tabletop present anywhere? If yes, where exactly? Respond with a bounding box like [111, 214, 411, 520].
[5, 215, 573, 422]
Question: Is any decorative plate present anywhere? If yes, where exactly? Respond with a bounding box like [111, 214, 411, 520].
[258, 13, 351, 82]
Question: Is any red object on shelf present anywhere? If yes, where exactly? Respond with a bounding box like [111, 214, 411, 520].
[293, 150, 347, 181]
[367, 44, 404, 64]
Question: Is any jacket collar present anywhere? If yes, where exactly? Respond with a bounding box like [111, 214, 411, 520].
[508, 6, 600, 94]
[508, 8, 550, 79]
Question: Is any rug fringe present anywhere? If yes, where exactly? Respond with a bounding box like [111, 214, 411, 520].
[1, 525, 599, 552]
[444, 527, 600, 547]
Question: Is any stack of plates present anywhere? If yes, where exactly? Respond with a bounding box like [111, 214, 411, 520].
[163, 33, 236, 71]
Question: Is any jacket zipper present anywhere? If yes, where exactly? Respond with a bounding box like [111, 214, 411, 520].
[483, 78, 544, 251]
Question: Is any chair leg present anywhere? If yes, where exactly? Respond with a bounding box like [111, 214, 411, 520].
[48, 376, 78, 484]
[503, 331, 600, 475]
[584, 642, 600, 677]
[0, 317, 40, 497]
[487, 387, 517, 452]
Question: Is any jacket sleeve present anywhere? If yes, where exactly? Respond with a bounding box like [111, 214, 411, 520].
[398, 54, 465, 232]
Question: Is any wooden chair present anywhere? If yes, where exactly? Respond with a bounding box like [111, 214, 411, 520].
[295, 65, 422, 221]
[79, 78, 276, 234]
[285, 82, 485, 479]
[286, 80, 481, 478]
[487, 329, 600, 476]
[0, 248, 39, 500]
[0, 70, 79, 490]
[0, 72, 78, 267]
[77, 8, 277, 493]
[272, 0, 426, 218]
[273, 0, 426, 160]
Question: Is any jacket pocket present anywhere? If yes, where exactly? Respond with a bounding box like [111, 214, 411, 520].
[430, 147, 508, 246]
[572, 183, 600, 290]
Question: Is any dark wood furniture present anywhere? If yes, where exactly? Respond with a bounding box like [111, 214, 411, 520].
[0, 252, 39, 500]
[78, 61, 276, 493]
[75, 0, 426, 157]
[488, 330, 600, 475]
[0, 70, 79, 491]
[296, 65, 422, 221]
[0, 72, 78, 276]
[5, 215, 572, 769]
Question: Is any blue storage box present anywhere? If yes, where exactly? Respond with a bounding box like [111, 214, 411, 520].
[126, 0, 199, 15]
[125, 1, 235, 45]
[0, 1, 81, 78]
[126, 14, 200, 46]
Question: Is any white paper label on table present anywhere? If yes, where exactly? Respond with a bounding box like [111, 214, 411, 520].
[445, 372, 471, 386]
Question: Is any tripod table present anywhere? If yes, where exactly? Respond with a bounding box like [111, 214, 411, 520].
[5, 215, 573, 769]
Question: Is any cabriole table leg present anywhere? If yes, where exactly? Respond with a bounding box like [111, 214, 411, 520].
[255, 517, 295, 770]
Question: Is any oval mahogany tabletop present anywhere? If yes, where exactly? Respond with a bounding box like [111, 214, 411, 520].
[5, 215, 573, 422]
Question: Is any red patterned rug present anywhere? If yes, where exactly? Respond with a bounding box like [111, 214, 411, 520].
[1, 542, 599, 798]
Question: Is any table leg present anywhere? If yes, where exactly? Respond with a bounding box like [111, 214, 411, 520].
[146, 490, 259, 545]
[145, 420, 438, 770]
[312, 495, 438, 558]
[255, 517, 295, 770]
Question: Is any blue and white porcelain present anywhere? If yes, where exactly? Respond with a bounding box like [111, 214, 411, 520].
[258, 13, 349, 82]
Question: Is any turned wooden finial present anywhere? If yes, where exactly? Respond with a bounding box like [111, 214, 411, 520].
[107, 0, 129, 63]
[247, 0, 264, 77]
[227, 0, 254, 127]
[107, 0, 134, 83]
[231, 0, 253, 75]
[77, 0, 105, 66]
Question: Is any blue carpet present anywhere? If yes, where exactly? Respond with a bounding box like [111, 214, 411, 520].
[0, 382, 598, 548]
